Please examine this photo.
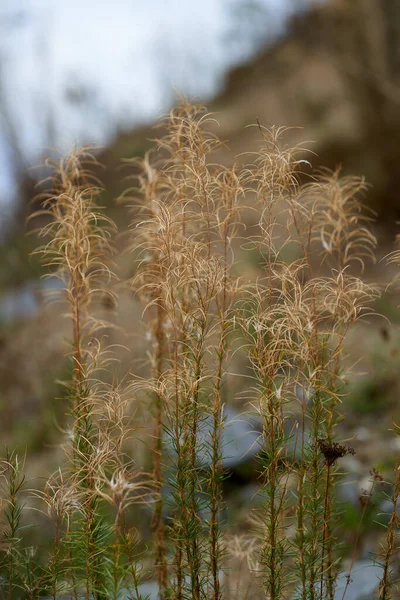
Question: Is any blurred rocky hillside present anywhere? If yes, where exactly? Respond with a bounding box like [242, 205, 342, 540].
[98, 0, 400, 229]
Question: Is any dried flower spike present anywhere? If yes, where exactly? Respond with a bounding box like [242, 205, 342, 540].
[318, 438, 355, 466]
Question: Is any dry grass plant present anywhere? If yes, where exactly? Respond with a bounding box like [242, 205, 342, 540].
[1, 101, 398, 600]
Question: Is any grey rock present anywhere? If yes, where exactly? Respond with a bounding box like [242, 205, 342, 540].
[334, 560, 382, 600]
[201, 407, 261, 469]
[337, 469, 389, 510]
[352, 426, 371, 442]
[0, 286, 38, 319]
[341, 455, 363, 476]
[0, 277, 63, 321]
[167, 406, 261, 470]
[292, 561, 382, 600]
[137, 581, 159, 599]
[379, 499, 398, 515]
[338, 473, 362, 506]
[42, 581, 160, 600]
[153, 410, 261, 518]
[134, 572, 224, 599]
[377, 499, 400, 527]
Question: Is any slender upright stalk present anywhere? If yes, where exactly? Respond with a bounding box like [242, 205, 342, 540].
[378, 465, 400, 600]
[152, 299, 168, 594]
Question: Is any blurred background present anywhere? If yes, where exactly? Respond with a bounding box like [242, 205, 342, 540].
[1, 0, 400, 580]
[0, 0, 313, 220]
